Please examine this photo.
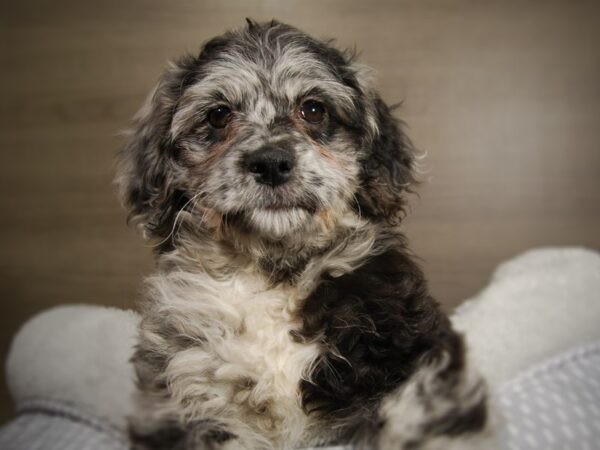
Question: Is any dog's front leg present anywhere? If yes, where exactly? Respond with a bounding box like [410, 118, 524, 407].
[374, 348, 492, 450]
[129, 328, 245, 450]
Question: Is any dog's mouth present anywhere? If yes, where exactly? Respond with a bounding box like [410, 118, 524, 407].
[260, 201, 316, 213]
[262, 204, 295, 212]
[224, 192, 320, 237]
[199, 185, 321, 236]
[253, 188, 319, 214]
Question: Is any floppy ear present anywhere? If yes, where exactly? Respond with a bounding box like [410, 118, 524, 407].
[355, 95, 416, 225]
[115, 56, 199, 240]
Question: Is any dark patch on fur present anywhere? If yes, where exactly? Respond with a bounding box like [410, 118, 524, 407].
[356, 98, 416, 224]
[259, 253, 310, 284]
[426, 396, 488, 437]
[130, 420, 185, 450]
[294, 240, 477, 442]
[132, 346, 168, 391]
[310, 174, 323, 187]
[130, 419, 235, 450]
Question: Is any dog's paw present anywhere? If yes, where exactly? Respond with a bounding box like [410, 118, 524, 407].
[375, 353, 494, 450]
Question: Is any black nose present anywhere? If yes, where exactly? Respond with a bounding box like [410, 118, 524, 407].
[245, 147, 295, 187]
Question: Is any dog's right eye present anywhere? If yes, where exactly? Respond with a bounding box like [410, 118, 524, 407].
[300, 100, 326, 124]
[207, 106, 232, 129]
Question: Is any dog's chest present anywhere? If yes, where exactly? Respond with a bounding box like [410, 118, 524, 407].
[164, 271, 319, 444]
[218, 276, 315, 393]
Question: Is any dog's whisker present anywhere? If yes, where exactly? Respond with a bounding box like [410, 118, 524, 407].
[350, 192, 363, 219]
[143, 191, 204, 249]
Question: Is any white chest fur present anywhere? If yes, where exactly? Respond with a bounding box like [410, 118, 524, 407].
[146, 268, 320, 448]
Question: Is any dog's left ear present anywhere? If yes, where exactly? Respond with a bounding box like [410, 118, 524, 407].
[355, 90, 416, 225]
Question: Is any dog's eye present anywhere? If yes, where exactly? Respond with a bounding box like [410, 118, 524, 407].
[207, 106, 232, 129]
[300, 100, 326, 124]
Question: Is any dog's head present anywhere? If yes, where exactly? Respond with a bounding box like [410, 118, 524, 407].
[117, 20, 415, 247]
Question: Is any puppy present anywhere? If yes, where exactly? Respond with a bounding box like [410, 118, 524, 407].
[117, 19, 491, 450]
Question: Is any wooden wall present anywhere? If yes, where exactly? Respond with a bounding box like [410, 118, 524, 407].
[1, 0, 599, 423]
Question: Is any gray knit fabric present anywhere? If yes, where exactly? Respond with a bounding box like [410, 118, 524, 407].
[499, 341, 600, 450]
[0, 400, 127, 450]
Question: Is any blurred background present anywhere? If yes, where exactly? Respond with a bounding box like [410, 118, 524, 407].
[1, 0, 599, 424]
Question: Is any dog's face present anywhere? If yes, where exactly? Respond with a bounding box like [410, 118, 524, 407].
[118, 20, 414, 246]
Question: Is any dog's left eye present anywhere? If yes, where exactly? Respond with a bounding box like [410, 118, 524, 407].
[300, 100, 326, 124]
[207, 106, 232, 129]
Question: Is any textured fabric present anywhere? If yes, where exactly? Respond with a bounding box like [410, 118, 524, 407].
[0, 399, 128, 450]
[453, 247, 600, 387]
[6, 305, 139, 431]
[499, 341, 600, 450]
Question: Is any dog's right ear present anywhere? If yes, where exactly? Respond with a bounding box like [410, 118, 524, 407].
[115, 56, 199, 240]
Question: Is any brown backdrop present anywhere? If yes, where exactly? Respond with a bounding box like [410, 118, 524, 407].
[1, 0, 599, 423]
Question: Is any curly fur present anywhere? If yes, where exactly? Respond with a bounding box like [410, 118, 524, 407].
[117, 19, 492, 450]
